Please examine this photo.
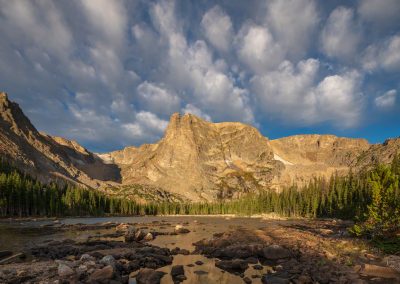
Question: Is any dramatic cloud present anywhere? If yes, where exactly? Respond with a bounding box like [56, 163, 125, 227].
[266, 0, 319, 59]
[320, 6, 361, 60]
[358, 0, 400, 30]
[362, 35, 400, 72]
[236, 24, 283, 74]
[0, 0, 399, 150]
[252, 59, 363, 127]
[375, 90, 397, 108]
[201, 6, 233, 52]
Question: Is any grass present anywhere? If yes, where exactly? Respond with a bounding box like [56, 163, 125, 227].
[372, 237, 400, 254]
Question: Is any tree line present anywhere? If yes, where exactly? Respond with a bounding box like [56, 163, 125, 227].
[0, 155, 399, 238]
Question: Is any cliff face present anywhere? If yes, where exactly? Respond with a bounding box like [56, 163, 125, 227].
[2, 92, 399, 202]
[269, 135, 371, 187]
[103, 113, 282, 201]
[0, 92, 120, 188]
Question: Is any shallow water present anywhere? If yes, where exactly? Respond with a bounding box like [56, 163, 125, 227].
[0, 216, 281, 283]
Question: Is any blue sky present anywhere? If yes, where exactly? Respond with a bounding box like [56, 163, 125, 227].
[0, 0, 399, 152]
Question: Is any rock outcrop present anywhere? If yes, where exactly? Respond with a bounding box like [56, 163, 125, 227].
[102, 113, 282, 201]
[1, 92, 399, 202]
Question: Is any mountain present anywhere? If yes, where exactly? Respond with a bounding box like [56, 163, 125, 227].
[0, 92, 119, 188]
[1, 92, 399, 201]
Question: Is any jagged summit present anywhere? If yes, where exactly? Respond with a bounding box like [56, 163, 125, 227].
[1, 93, 400, 201]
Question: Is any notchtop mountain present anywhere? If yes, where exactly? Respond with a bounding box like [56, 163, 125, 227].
[1, 92, 399, 202]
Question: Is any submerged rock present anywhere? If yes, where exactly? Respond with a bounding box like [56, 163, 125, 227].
[174, 225, 190, 234]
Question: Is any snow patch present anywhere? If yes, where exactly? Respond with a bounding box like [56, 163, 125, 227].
[273, 153, 293, 165]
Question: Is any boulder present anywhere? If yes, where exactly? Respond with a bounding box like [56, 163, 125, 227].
[100, 255, 116, 267]
[215, 259, 249, 273]
[261, 274, 290, 284]
[359, 264, 400, 279]
[88, 265, 114, 282]
[80, 254, 94, 261]
[262, 245, 290, 260]
[58, 263, 74, 277]
[135, 230, 147, 241]
[144, 232, 154, 241]
[174, 225, 190, 234]
[135, 268, 166, 284]
[171, 265, 184, 277]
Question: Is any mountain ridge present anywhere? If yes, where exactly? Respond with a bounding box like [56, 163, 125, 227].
[1, 92, 399, 201]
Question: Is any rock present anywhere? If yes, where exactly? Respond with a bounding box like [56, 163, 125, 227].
[296, 275, 313, 284]
[215, 259, 249, 273]
[261, 274, 290, 284]
[100, 255, 116, 267]
[171, 265, 186, 283]
[89, 265, 114, 282]
[262, 245, 290, 260]
[243, 276, 252, 284]
[136, 268, 166, 284]
[144, 232, 154, 241]
[135, 229, 147, 241]
[359, 264, 400, 279]
[58, 263, 74, 277]
[195, 260, 204, 265]
[253, 264, 263, 270]
[383, 255, 400, 273]
[171, 265, 185, 277]
[80, 254, 94, 261]
[125, 226, 137, 242]
[174, 225, 190, 234]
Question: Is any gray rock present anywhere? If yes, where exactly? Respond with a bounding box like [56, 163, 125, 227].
[80, 254, 94, 261]
[58, 263, 74, 277]
[100, 255, 116, 267]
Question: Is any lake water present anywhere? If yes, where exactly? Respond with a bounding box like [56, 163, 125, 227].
[0, 216, 284, 283]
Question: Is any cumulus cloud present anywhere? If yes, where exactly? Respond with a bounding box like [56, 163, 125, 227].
[252, 59, 363, 127]
[362, 34, 400, 71]
[0, 0, 398, 151]
[137, 81, 180, 115]
[375, 90, 397, 108]
[266, 0, 319, 59]
[236, 23, 283, 74]
[201, 6, 233, 52]
[182, 104, 212, 121]
[358, 0, 400, 29]
[320, 6, 361, 60]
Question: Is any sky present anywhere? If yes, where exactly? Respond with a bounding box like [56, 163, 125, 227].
[0, 0, 399, 153]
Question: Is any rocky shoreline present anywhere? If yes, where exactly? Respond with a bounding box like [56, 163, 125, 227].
[0, 218, 399, 283]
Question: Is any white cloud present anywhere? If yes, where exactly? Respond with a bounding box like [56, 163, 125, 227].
[236, 24, 283, 74]
[362, 35, 400, 71]
[252, 59, 363, 127]
[358, 0, 400, 29]
[122, 111, 168, 141]
[80, 0, 127, 49]
[321, 6, 361, 60]
[375, 89, 397, 108]
[201, 6, 233, 52]
[137, 81, 180, 115]
[182, 104, 212, 121]
[266, 0, 319, 59]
